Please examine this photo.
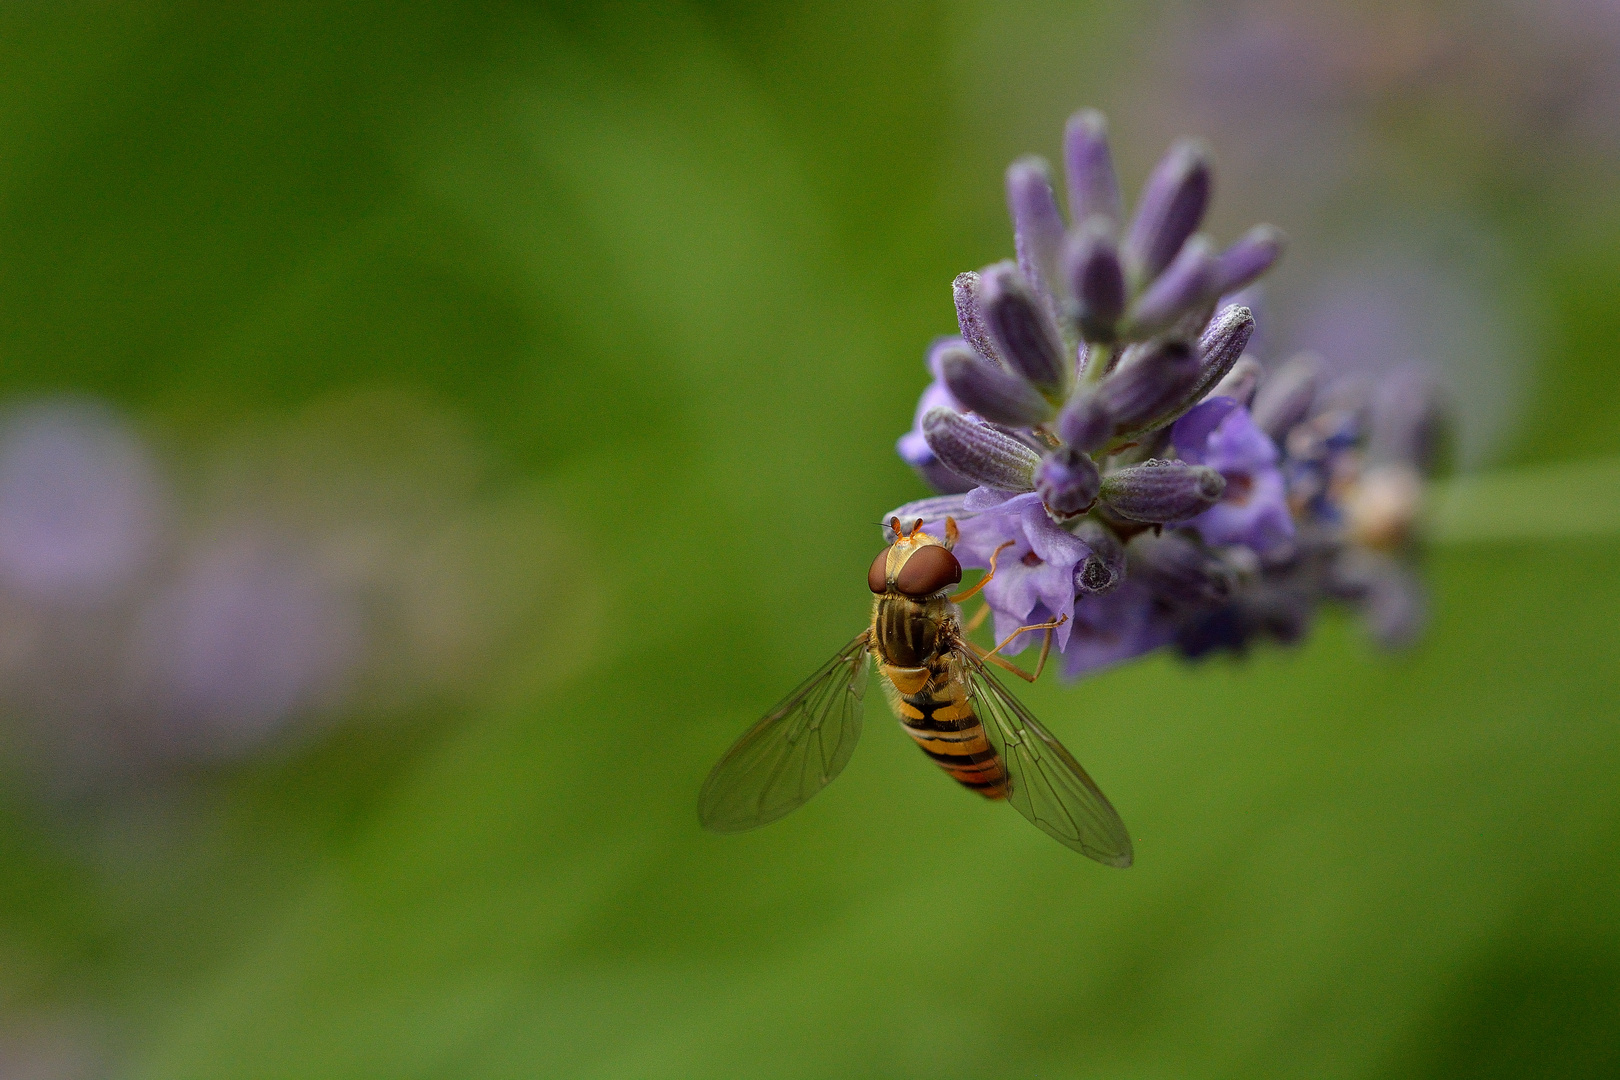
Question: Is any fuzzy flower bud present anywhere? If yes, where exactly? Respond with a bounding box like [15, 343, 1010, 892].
[1099, 459, 1226, 523]
[921, 407, 1039, 492]
[980, 262, 1069, 394]
[1063, 217, 1126, 342]
[1063, 109, 1122, 230]
[1122, 236, 1218, 340]
[1035, 445, 1101, 518]
[1125, 138, 1212, 283]
[1212, 225, 1286, 297]
[1055, 394, 1113, 454]
[1183, 304, 1256, 405]
[1007, 156, 1067, 305]
[952, 271, 1004, 366]
[936, 342, 1055, 427]
[1250, 352, 1322, 441]
[1094, 340, 1201, 437]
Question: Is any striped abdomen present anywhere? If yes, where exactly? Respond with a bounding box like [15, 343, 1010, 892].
[893, 677, 1009, 799]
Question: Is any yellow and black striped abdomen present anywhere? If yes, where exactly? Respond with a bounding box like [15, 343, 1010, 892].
[891, 677, 1009, 800]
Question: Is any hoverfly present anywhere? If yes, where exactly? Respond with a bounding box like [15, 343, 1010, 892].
[699, 516, 1133, 866]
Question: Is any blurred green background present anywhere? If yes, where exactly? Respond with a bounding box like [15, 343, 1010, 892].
[0, 2, 1617, 1077]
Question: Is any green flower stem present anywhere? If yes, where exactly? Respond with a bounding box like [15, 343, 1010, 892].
[1428, 456, 1620, 544]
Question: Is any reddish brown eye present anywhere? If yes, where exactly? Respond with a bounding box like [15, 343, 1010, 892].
[895, 544, 961, 597]
[868, 546, 892, 593]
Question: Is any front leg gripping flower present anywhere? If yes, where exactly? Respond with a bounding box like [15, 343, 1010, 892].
[891, 109, 1446, 678]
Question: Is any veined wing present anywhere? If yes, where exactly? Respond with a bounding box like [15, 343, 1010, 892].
[958, 649, 1134, 866]
[698, 631, 871, 833]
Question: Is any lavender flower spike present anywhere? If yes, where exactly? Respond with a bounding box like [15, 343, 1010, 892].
[980, 262, 1070, 395]
[936, 342, 1055, 427]
[1063, 218, 1126, 343]
[953, 271, 1004, 366]
[1035, 445, 1101, 518]
[1125, 137, 1212, 284]
[1099, 459, 1225, 523]
[1007, 156, 1067, 305]
[1122, 235, 1218, 340]
[921, 407, 1039, 492]
[1064, 109, 1122, 230]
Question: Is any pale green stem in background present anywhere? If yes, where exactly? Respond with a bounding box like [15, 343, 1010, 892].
[1428, 455, 1620, 544]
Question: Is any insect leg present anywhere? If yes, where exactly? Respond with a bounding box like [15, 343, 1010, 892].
[966, 616, 1068, 682]
[950, 539, 1016, 604]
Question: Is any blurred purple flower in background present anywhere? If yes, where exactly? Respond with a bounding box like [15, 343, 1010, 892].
[0, 400, 165, 603]
[124, 530, 362, 759]
[0, 391, 568, 794]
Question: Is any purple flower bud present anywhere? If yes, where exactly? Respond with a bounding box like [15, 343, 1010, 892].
[1094, 339, 1201, 437]
[1006, 156, 1067, 304]
[1072, 518, 1125, 594]
[1128, 530, 1234, 608]
[1213, 225, 1286, 297]
[1063, 218, 1126, 342]
[1099, 459, 1225, 523]
[1369, 366, 1446, 474]
[1056, 394, 1114, 453]
[1250, 352, 1322, 440]
[980, 262, 1069, 393]
[921, 407, 1039, 492]
[952, 271, 1004, 365]
[1063, 109, 1122, 229]
[936, 341, 1055, 427]
[1125, 138, 1212, 283]
[1122, 236, 1218, 340]
[1183, 304, 1256, 406]
[1208, 356, 1262, 405]
[1035, 445, 1101, 518]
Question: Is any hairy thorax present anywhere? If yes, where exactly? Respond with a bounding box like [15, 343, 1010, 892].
[870, 594, 956, 671]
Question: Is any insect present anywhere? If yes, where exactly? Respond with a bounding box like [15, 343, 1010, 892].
[698, 516, 1133, 866]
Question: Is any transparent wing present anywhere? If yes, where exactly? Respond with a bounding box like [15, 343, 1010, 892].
[958, 648, 1134, 866]
[698, 631, 871, 833]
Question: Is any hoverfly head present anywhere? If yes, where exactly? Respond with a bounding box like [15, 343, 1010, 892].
[868, 517, 962, 597]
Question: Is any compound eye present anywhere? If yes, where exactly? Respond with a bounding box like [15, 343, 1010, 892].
[895, 543, 961, 597]
[868, 546, 892, 593]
